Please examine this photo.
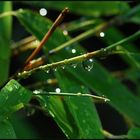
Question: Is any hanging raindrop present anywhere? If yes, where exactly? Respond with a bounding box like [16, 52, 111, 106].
[54, 68, 57, 72]
[61, 65, 65, 69]
[82, 58, 94, 72]
[43, 69, 50, 74]
[71, 63, 77, 69]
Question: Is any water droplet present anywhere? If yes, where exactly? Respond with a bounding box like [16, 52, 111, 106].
[44, 69, 50, 74]
[39, 8, 47, 16]
[54, 68, 57, 72]
[55, 88, 61, 93]
[77, 92, 82, 96]
[100, 32, 105, 37]
[71, 63, 77, 68]
[8, 86, 13, 92]
[104, 98, 110, 102]
[82, 58, 94, 72]
[43, 103, 47, 107]
[104, 99, 107, 102]
[63, 30, 68, 36]
[61, 65, 65, 69]
[33, 90, 41, 94]
[71, 49, 76, 54]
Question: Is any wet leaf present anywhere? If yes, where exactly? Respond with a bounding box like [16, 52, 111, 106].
[0, 2, 12, 86]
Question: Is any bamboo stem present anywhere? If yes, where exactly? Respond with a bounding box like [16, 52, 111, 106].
[17, 29, 140, 79]
[33, 91, 110, 102]
[23, 7, 69, 68]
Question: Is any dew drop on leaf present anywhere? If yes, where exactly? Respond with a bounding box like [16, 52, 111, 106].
[55, 88, 61, 93]
[82, 58, 94, 72]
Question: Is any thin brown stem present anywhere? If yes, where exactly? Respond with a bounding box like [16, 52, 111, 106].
[23, 7, 69, 69]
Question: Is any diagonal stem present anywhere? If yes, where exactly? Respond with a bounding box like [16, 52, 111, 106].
[23, 7, 69, 69]
[17, 29, 140, 79]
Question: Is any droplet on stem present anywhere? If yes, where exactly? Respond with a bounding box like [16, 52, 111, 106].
[61, 65, 65, 69]
[43, 69, 50, 74]
[55, 88, 61, 93]
[71, 63, 77, 68]
[54, 68, 57, 72]
[82, 58, 94, 72]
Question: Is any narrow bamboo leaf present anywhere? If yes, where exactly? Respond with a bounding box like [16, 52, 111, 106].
[16, 10, 103, 138]
[118, 51, 140, 69]
[0, 119, 16, 139]
[37, 94, 79, 138]
[22, 1, 130, 17]
[16, 9, 140, 128]
[36, 73, 104, 139]
[127, 127, 140, 139]
[0, 79, 32, 120]
[63, 18, 101, 32]
[123, 4, 140, 24]
[102, 27, 139, 67]
[55, 70, 103, 139]
[125, 69, 140, 95]
[0, 2, 12, 86]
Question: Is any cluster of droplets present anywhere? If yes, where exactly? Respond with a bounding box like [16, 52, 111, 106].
[82, 58, 94, 72]
[43, 58, 94, 75]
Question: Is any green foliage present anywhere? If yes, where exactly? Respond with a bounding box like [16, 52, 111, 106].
[0, 1, 140, 139]
[0, 120, 16, 139]
[127, 127, 140, 139]
[0, 79, 32, 138]
[24, 1, 130, 17]
[0, 2, 12, 86]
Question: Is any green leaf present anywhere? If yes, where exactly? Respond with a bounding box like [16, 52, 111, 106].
[16, 10, 103, 138]
[55, 70, 103, 138]
[16, 9, 140, 134]
[0, 79, 32, 120]
[0, 119, 16, 139]
[127, 127, 140, 139]
[102, 27, 140, 74]
[123, 4, 140, 24]
[119, 51, 140, 70]
[40, 95, 79, 138]
[10, 113, 39, 139]
[0, 2, 12, 86]
[23, 1, 130, 17]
